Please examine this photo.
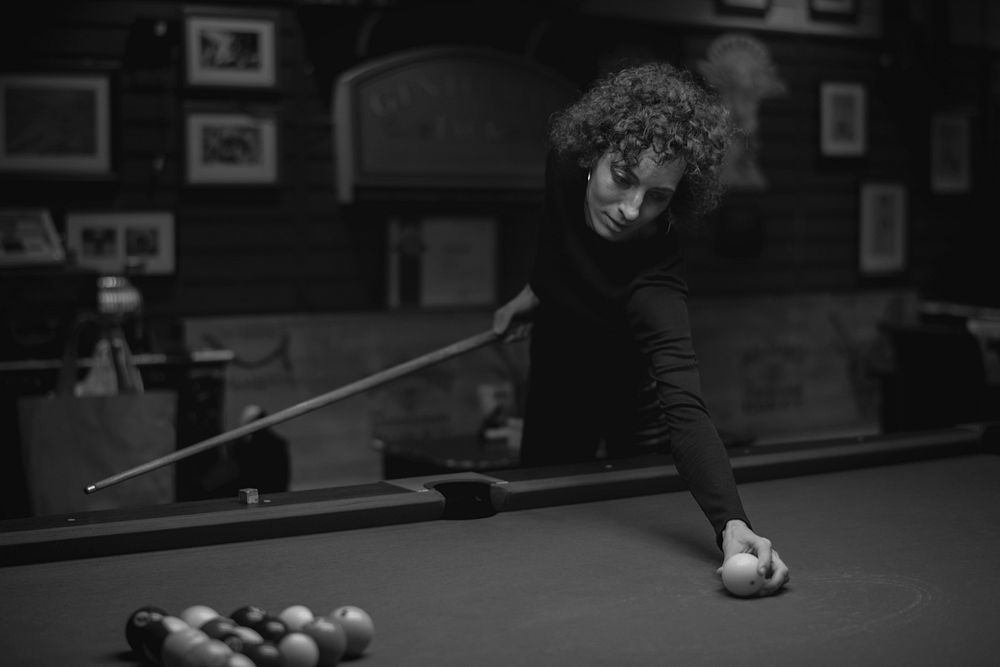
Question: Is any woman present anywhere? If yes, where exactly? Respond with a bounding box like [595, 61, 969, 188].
[493, 62, 789, 596]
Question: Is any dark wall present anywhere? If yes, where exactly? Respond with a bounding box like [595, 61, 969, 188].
[1, 1, 996, 323]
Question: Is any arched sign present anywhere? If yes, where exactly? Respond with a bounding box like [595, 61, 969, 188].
[333, 47, 578, 202]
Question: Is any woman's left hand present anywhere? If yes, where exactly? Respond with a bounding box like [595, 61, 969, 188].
[717, 519, 790, 597]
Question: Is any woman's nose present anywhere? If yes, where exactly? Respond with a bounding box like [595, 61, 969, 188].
[619, 191, 642, 221]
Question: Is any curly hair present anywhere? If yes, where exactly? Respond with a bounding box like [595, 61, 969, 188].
[548, 62, 735, 222]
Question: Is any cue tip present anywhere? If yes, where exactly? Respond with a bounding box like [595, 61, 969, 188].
[84, 484, 97, 494]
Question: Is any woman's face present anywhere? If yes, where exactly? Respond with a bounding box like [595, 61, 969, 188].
[584, 149, 686, 242]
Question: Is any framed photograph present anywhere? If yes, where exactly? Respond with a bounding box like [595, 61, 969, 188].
[715, 0, 771, 16]
[185, 108, 278, 185]
[184, 7, 278, 89]
[930, 113, 971, 193]
[859, 183, 906, 276]
[820, 82, 866, 157]
[0, 208, 65, 266]
[809, 0, 857, 21]
[65, 211, 175, 275]
[0, 73, 111, 175]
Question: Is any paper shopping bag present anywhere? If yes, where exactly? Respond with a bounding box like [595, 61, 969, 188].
[18, 391, 176, 515]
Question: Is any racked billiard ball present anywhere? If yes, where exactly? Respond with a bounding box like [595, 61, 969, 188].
[230, 605, 268, 629]
[241, 642, 283, 667]
[178, 637, 233, 667]
[125, 605, 167, 656]
[329, 605, 374, 658]
[181, 604, 220, 630]
[300, 617, 348, 667]
[140, 616, 190, 665]
[277, 632, 320, 667]
[249, 614, 289, 643]
[278, 604, 315, 632]
[160, 627, 210, 667]
[201, 616, 238, 640]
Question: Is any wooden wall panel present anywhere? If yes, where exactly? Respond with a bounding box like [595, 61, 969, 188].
[1, 1, 995, 320]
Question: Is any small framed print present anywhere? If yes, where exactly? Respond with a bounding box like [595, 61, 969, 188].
[859, 182, 906, 276]
[185, 108, 278, 185]
[820, 82, 867, 157]
[0, 208, 65, 266]
[930, 112, 971, 194]
[65, 211, 175, 275]
[184, 7, 278, 89]
[0, 73, 111, 176]
[715, 0, 771, 16]
[809, 0, 857, 21]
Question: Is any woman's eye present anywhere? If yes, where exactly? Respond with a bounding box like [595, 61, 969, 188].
[611, 169, 630, 185]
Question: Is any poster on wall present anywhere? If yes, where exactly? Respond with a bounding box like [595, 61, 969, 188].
[387, 217, 497, 309]
[858, 182, 906, 276]
[930, 112, 971, 194]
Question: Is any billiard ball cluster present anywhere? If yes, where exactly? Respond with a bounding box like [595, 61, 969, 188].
[124, 602, 374, 666]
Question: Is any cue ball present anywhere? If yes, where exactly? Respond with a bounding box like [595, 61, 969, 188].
[722, 553, 763, 597]
[328, 605, 374, 658]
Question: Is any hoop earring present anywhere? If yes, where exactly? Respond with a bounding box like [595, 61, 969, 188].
[587, 170, 592, 183]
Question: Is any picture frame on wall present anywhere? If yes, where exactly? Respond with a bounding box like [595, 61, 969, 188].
[0, 73, 112, 176]
[184, 7, 279, 89]
[930, 112, 971, 193]
[858, 182, 906, 276]
[184, 108, 278, 185]
[809, 0, 858, 21]
[65, 211, 175, 275]
[714, 0, 772, 17]
[820, 82, 866, 157]
[0, 208, 65, 266]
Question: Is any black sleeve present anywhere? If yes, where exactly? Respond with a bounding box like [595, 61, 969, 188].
[628, 268, 751, 549]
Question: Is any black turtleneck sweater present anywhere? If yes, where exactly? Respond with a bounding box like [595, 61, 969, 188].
[525, 149, 750, 545]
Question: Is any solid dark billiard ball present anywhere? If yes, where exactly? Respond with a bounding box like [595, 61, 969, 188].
[230, 605, 268, 629]
[125, 605, 167, 656]
[278, 605, 315, 632]
[721, 553, 763, 597]
[141, 616, 190, 665]
[241, 642, 283, 667]
[277, 632, 320, 667]
[300, 618, 348, 667]
[250, 615, 289, 643]
[329, 606, 374, 658]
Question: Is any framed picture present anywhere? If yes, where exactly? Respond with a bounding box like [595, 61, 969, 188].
[185, 108, 278, 185]
[715, 0, 771, 16]
[809, 0, 857, 21]
[184, 7, 278, 89]
[930, 113, 971, 193]
[0, 208, 65, 266]
[859, 183, 906, 276]
[65, 211, 175, 275]
[820, 82, 866, 157]
[0, 73, 111, 175]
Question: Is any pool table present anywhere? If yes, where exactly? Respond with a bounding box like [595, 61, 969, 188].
[1, 424, 998, 666]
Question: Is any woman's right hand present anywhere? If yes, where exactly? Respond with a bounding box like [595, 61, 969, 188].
[493, 284, 540, 342]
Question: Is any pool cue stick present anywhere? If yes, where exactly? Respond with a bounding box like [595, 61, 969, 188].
[84, 329, 500, 495]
